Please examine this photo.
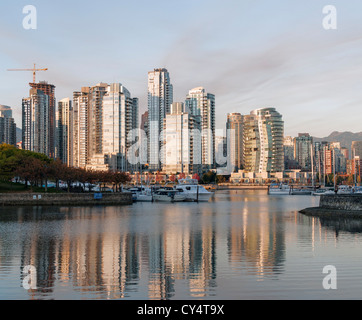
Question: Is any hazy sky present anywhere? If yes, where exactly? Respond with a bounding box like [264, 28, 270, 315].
[1, 0, 362, 137]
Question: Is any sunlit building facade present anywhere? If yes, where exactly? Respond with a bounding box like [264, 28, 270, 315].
[148, 68, 173, 171]
[185, 87, 215, 171]
[22, 86, 53, 156]
[243, 108, 284, 173]
[226, 113, 244, 172]
[294, 133, 313, 171]
[162, 102, 201, 175]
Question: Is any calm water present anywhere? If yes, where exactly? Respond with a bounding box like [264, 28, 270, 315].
[1, 190, 362, 300]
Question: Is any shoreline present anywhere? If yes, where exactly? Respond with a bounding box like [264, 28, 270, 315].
[0, 192, 133, 207]
[300, 194, 362, 219]
[300, 207, 362, 219]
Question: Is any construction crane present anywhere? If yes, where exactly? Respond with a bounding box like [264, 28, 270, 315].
[7, 63, 48, 83]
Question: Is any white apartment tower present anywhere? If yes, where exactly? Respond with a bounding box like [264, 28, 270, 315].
[162, 102, 201, 175]
[147, 68, 173, 171]
[185, 87, 215, 171]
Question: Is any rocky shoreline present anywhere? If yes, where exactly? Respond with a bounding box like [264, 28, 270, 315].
[300, 194, 362, 219]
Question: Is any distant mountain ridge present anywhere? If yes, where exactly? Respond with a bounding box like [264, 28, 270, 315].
[313, 131, 362, 151]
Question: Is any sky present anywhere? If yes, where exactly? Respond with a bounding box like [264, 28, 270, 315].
[1, 0, 362, 137]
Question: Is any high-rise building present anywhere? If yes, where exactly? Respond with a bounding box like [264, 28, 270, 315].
[57, 98, 72, 165]
[22, 82, 56, 157]
[185, 87, 215, 171]
[341, 147, 349, 161]
[294, 133, 313, 171]
[27, 81, 56, 158]
[314, 141, 329, 179]
[98, 83, 139, 172]
[284, 136, 298, 170]
[162, 102, 201, 175]
[147, 68, 173, 171]
[0, 105, 16, 146]
[352, 141, 362, 159]
[72, 87, 90, 168]
[226, 113, 244, 172]
[243, 108, 284, 173]
[88, 83, 108, 158]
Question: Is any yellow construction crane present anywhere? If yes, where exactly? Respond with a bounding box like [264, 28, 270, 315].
[7, 63, 48, 83]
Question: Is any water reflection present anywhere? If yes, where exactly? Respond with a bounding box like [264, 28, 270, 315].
[0, 191, 361, 300]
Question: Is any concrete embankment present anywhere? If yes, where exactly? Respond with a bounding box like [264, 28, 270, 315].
[300, 194, 362, 218]
[0, 192, 133, 207]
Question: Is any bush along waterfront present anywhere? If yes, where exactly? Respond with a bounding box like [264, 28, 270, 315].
[0, 144, 131, 193]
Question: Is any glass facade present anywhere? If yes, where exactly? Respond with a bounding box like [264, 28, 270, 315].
[243, 108, 284, 173]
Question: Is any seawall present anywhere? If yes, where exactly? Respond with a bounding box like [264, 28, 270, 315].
[0, 192, 133, 207]
[300, 194, 362, 218]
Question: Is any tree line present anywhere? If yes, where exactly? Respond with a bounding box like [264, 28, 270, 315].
[0, 144, 131, 192]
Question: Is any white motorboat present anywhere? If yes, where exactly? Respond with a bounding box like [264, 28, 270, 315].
[268, 183, 291, 195]
[129, 186, 153, 202]
[352, 186, 362, 194]
[312, 188, 335, 196]
[153, 188, 186, 202]
[337, 185, 352, 195]
[291, 187, 313, 195]
[174, 179, 213, 202]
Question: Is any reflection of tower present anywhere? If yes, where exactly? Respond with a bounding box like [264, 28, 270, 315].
[188, 208, 217, 297]
[19, 207, 59, 297]
[227, 205, 285, 279]
[148, 233, 175, 300]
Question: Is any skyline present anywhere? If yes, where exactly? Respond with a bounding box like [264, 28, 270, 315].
[1, 0, 362, 137]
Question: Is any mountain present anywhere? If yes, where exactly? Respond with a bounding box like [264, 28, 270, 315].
[313, 131, 362, 151]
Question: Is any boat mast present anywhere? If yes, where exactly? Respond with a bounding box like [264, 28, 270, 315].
[354, 148, 357, 187]
[333, 148, 336, 190]
[311, 143, 314, 188]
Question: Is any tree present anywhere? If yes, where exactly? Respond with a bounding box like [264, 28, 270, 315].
[192, 173, 200, 182]
[202, 171, 216, 184]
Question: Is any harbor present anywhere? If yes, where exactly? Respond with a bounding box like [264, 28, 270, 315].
[3, 189, 362, 300]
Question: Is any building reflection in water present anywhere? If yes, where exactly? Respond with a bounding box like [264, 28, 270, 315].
[3, 193, 355, 300]
[227, 203, 286, 280]
[1, 204, 218, 300]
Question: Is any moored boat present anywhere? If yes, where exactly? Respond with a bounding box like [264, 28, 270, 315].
[153, 188, 186, 202]
[268, 183, 291, 195]
[175, 179, 213, 202]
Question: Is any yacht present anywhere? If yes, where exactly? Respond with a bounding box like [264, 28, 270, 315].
[174, 179, 213, 202]
[337, 185, 352, 195]
[128, 186, 153, 202]
[153, 188, 186, 202]
[268, 183, 291, 195]
[312, 188, 335, 196]
[352, 186, 362, 194]
[290, 186, 313, 195]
